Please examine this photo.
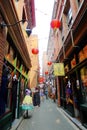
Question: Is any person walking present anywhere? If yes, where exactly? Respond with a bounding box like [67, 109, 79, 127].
[51, 85, 56, 102]
[33, 87, 40, 107]
[22, 89, 33, 118]
[45, 85, 48, 99]
[40, 87, 45, 102]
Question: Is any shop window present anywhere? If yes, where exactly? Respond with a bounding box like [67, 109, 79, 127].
[71, 58, 76, 68]
[80, 66, 87, 103]
[65, 79, 73, 104]
[65, 65, 69, 73]
[78, 45, 87, 62]
[0, 64, 12, 117]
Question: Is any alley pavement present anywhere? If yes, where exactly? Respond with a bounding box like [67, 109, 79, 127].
[11, 98, 87, 130]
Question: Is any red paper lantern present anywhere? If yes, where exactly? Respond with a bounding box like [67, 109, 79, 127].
[32, 48, 39, 54]
[39, 77, 44, 83]
[45, 71, 48, 75]
[50, 19, 61, 29]
[47, 61, 52, 66]
[72, 60, 76, 66]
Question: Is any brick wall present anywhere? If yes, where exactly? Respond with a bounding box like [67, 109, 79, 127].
[0, 15, 6, 86]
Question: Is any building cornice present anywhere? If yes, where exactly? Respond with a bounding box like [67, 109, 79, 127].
[0, 0, 32, 68]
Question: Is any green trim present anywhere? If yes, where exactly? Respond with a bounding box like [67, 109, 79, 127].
[4, 57, 28, 79]
[0, 112, 12, 130]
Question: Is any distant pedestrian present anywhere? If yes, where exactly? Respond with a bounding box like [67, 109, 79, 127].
[45, 86, 48, 99]
[33, 87, 40, 107]
[51, 86, 56, 102]
[40, 88, 45, 102]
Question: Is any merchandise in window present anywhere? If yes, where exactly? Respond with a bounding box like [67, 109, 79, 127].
[0, 64, 12, 117]
[80, 66, 87, 103]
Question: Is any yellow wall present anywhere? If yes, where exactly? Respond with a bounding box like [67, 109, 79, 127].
[26, 35, 39, 88]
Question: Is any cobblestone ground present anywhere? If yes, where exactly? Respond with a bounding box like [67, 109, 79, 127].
[17, 99, 80, 130]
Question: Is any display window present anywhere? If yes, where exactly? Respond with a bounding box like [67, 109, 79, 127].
[79, 45, 87, 62]
[65, 65, 69, 73]
[65, 80, 73, 104]
[71, 58, 76, 68]
[0, 64, 12, 117]
[80, 66, 87, 103]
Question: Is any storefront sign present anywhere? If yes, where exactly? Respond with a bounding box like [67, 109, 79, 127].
[53, 63, 65, 76]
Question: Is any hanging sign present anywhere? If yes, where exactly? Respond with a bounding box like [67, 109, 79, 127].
[53, 63, 65, 76]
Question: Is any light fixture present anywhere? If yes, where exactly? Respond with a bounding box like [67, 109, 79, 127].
[0, 19, 32, 37]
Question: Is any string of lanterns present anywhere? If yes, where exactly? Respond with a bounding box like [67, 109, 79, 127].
[31, 19, 61, 56]
[31, 19, 61, 77]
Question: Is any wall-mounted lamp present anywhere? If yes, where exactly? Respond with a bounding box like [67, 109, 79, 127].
[0, 19, 32, 37]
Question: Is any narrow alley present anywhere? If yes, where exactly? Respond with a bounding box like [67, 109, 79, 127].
[15, 99, 80, 130]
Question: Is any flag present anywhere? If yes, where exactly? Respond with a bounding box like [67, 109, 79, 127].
[53, 63, 65, 76]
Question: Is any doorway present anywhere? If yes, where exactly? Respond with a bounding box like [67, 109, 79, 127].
[70, 71, 80, 119]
